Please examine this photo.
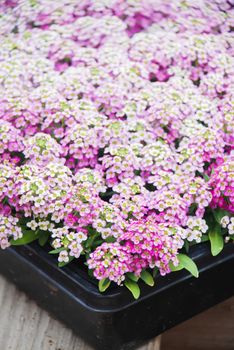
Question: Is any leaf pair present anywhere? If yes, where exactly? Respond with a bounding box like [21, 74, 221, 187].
[98, 276, 141, 299]
[98, 270, 155, 300]
[169, 254, 199, 278]
[124, 270, 155, 299]
[10, 229, 49, 247]
[10, 229, 39, 246]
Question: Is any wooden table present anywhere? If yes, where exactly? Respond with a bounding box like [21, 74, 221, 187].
[1, 274, 234, 350]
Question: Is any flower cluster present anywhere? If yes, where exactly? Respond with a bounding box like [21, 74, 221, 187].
[184, 217, 208, 243]
[0, 163, 16, 202]
[221, 216, 234, 236]
[23, 133, 64, 165]
[16, 162, 72, 218]
[51, 226, 87, 261]
[0, 0, 233, 296]
[209, 156, 234, 213]
[88, 242, 132, 285]
[118, 217, 185, 276]
[0, 120, 24, 163]
[0, 215, 22, 249]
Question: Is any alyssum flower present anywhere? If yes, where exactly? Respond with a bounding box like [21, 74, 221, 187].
[0, 0, 233, 299]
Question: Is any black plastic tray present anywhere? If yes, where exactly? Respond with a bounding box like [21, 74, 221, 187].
[0, 242, 234, 350]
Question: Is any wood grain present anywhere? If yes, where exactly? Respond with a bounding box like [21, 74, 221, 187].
[161, 297, 234, 350]
[0, 275, 161, 350]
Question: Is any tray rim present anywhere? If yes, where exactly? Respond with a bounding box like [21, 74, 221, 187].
[5, 241, 234, 312]
[1, 241, 234, 350]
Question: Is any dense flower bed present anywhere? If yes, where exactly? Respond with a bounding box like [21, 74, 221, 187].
[0, 0, 234, 298]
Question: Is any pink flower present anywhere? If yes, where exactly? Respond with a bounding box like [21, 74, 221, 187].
[119, 216, 184, 276]
[209, 156, 234, 213]
[0, 0, 233, 289]
[88, 242, 133, 285]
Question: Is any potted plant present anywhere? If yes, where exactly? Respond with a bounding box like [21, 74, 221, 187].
[0, 0, 233, 349]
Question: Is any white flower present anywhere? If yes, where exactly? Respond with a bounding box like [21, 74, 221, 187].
[27, 220, 38, 231]
[220, 216, 230, 228]
[58, 250, 69, 263]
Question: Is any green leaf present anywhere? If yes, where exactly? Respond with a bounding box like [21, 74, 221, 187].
[152, 267, 158, 278]
[38, 231, 50, 247]
[105, 236, 116, 243]
[124, 279, 140, 299]
[169, 261, 184, 272]
[188, 203, 198, 215]
[178, 254, 199, 278]
[212, 209, 230, 224]
[88, 268, 94, 278]
[200, 235, 209, 242]
[10, 230, 38, 246]
[197, 171, 209, 182]
[84, 231, 101, 250]
[126, 272, 139, 282]
[49, 247, 65, 254]
[98, 278, 111, 292]
[184, 240, 190, 253]
[93, 239, 104, 248]
[208, 225, 224, 256]
[203, 173, 210, 182]
[140, 270, 154, 286]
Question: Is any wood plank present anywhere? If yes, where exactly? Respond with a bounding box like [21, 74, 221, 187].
[0, 275, 92, 350]
[161, 297, 234, 350]
[138, 337, 161, 350]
